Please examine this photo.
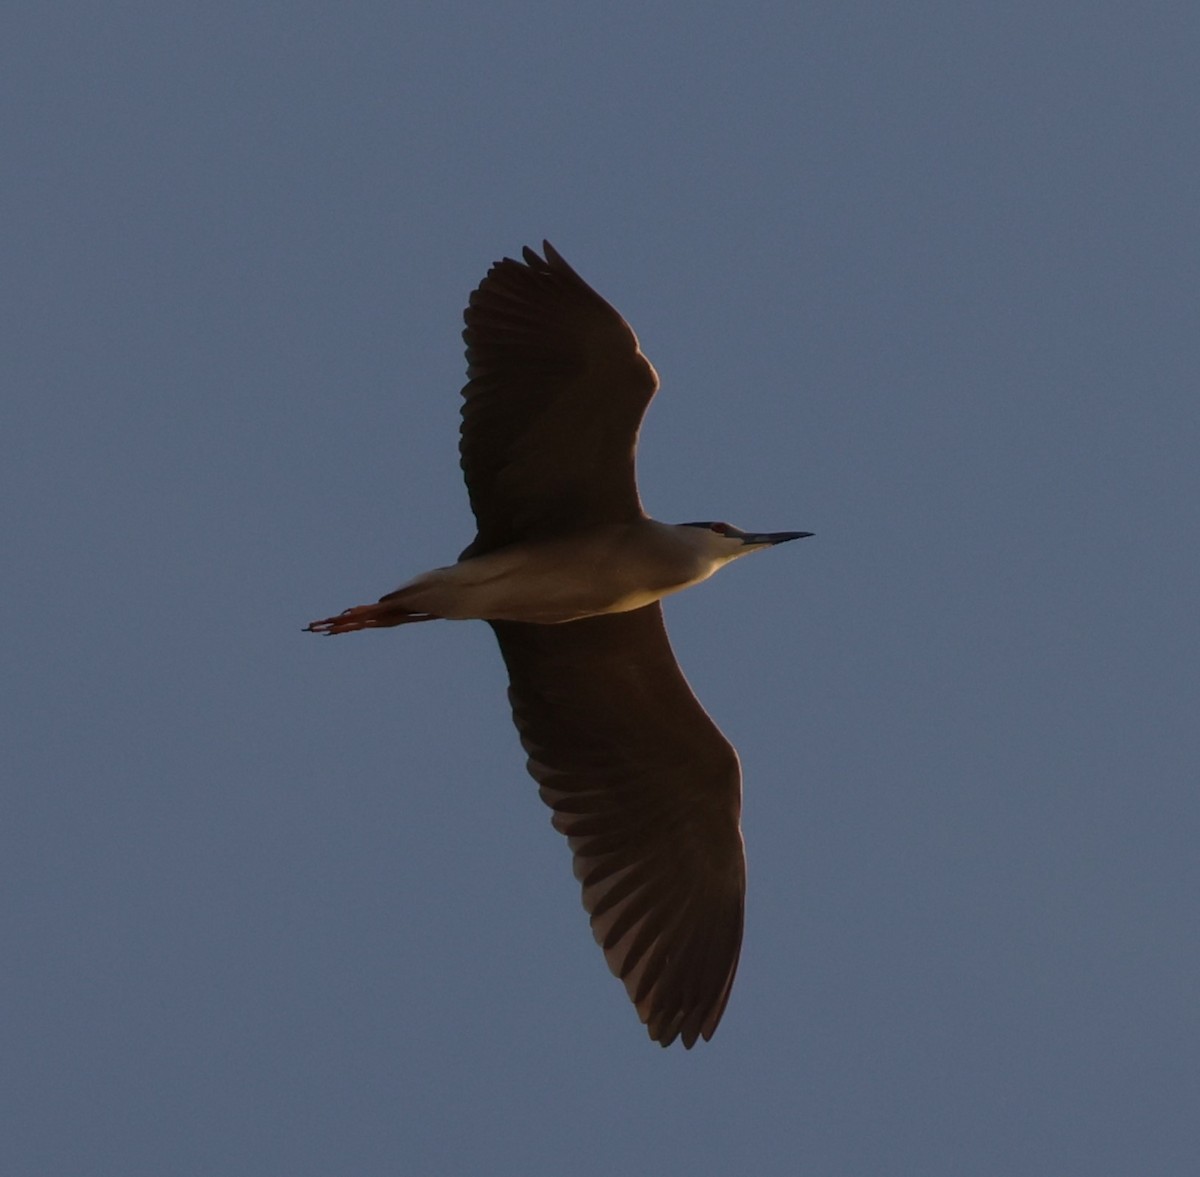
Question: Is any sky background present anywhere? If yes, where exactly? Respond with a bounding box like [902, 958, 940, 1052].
[5, 3, 1198, 1174]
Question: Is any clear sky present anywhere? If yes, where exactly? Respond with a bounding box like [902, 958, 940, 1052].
[5, 4, 1198, 1175]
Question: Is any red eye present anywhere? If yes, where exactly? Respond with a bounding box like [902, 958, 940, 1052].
[711, 522, 729, 534]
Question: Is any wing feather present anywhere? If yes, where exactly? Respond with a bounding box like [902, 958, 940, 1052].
[459, 243, 659, 557]
[491, 604, 745, 1048]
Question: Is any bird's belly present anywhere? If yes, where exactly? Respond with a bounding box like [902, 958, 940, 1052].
[397, 542, 709, 624]
[464, 566, 674, 623]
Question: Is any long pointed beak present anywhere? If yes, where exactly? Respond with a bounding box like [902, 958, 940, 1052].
[740, 530, 813, 546]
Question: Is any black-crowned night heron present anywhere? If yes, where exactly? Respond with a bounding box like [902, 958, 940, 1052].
[307, 243, 811, 1047]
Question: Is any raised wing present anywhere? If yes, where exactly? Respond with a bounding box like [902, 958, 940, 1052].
[491, 604, 746, 1047]
[459, 242, 659, 557]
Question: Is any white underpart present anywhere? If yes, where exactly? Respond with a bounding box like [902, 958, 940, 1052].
[386, 520, 764, 624]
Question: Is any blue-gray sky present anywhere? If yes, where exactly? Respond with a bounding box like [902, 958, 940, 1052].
[5, 4, 1198, 1174]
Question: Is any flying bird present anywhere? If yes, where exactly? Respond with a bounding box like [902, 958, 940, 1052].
[307, 243, 811, 1047]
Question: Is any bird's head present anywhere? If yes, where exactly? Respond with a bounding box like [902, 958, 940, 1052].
[677, 521, 813, 565]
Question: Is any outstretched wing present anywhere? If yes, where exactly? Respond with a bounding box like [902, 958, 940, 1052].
[459, 242, 659, 557]
[491, 604, 746, 1048]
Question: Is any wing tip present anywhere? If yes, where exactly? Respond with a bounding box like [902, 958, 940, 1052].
[517, 239, 578, 282]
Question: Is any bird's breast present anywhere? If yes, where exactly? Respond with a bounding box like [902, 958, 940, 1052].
[403, 526, 718, 624]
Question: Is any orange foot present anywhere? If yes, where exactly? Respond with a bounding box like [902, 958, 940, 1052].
[305, 601, 440, 635]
